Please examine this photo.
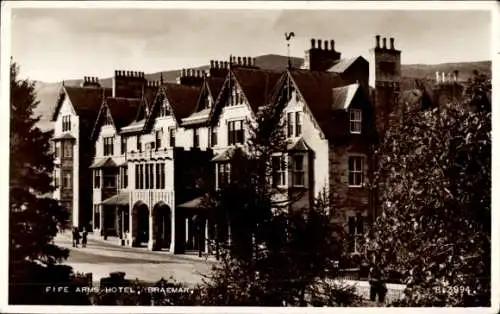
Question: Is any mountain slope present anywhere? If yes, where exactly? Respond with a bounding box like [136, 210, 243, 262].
[32, 54, 491, 131]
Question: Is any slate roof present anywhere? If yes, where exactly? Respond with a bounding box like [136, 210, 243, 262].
[105, 97, 143, 131]
[206, 77, 225, 100]
[89, 157, 117, 169]
[211, 145, 248, 162]
[120, 119, 146, 134]
[101, 191, 130, 206]
[331, 83, 360, 110]
[288, 69, 345, 139]
[231, 67, 283, 112]
[328, 56, 363, 73]
[51, 132, 76, 141]
[52, 86, 112, 121]
[182, 108, 211, 126]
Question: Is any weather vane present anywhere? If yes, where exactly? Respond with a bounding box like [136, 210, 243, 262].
[285, 32, 295, 69]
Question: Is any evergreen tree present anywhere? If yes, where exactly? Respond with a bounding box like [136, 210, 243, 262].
[9, 60, 88, 304]
[362, 73, 491, 306]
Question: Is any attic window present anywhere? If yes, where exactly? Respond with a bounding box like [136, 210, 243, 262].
[103, 108, 113, 126]
[62, 115, 71, 132]
[159, 97, 170, 117]
[349, 109, 362, 134]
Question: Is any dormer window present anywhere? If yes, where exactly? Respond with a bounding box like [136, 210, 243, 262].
[349, 109, 362, 134]
[158, 97, 170, 117]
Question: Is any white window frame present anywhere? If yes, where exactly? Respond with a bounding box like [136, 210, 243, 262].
[292, 154, 305, 187]
[271, 154, 287, 187]
[349, 109, 362, 134]
[348, 155, 364, 187]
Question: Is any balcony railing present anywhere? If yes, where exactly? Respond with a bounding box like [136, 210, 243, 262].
[127, 148, 173, 162]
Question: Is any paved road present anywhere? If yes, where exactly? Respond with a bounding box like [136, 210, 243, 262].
[54, 232, 216, 287]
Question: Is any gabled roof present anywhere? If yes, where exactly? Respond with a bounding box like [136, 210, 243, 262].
[231, 67, 283, 112]
[120, 119, 146, 135]
[182, 108, 211, 127]
[211, 145, 248, 162]
[287, 69, 345, 139]
[206, 76, 225, 100]
[286, 137, 312, 151]
[101, 191, 130, 205]
[89, 157, 117, 169]
[331, 83, 361, 110]
[51, 85, 112, 121]
[328, 56, 366, 73]
[144, 83, 201, 130]
[181, 76, 226, 127]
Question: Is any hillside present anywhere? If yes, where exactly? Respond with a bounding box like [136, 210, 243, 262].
[32, 54, 491, 131]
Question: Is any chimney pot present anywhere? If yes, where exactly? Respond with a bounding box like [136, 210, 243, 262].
[436, 71, 440, 83]
[441, 72, 445, 83]
[454, 70, 459, 82]
[317, 39, 322, 50]
[311, 38, 316, 49]
[375, 35, 381, 49]
[330, 40, 335, 51]
[210, 60, 214, 68]
[324, 40, 328, 50]
[237, 57, 241, 65]
[382, 37, 387, 49]
[390, 37, 395, 50]
[253, 58, 256, 66]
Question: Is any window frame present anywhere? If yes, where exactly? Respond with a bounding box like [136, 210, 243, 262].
[291, 154, 305, 187]
[228, 120, 244, 145]
[271, 155, 287, 187]
[93, 169, 101, 189]
[349, 109, 362, 134]
[62, 141, 73, 158]
[103, 136, 114, 156]
[169, 128, 176, 147]
[120, 136, 127, 155]
[348, 155, 365, 187]
[62, 115, 71, 132]
[193, 128, 199, 148]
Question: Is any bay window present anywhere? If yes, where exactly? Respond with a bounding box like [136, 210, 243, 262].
[292, 155, 305, 187]
[228, 120, 244, 145]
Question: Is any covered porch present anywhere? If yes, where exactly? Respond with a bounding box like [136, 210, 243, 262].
[177, 195, 214, 256]
[98, 191, 130, 245]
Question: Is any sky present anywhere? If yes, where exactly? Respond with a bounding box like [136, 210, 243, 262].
[9, 4, 493, 83]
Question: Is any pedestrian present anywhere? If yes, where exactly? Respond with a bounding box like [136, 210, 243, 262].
[72, 226, 80, 248]
[368, 263, 380, 302]
[378, 268, 388, 305]
[82, 227, 88, 248]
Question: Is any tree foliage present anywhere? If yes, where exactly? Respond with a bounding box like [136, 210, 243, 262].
[195, 98, 357, 306]
[9, 60, 78, 304]
[362, 73, 491, 306]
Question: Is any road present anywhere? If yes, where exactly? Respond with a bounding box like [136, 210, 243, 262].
[54, 232, 216, 287]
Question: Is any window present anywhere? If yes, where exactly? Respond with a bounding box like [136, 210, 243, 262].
[217, 163, 231, 187]
[295, 112, 302, 136]
[63, 141, 73, 158]
[155, 164, 161, 189]
[120, 136, 127, 155]
[348, 214, 364, 252]
[169, 128, 176, 147]
[136, 135, 142, 152]
[94, 205, 100, 229]
[93, 169, 101, 188]
[272, 155, 286, 187]
[145, 164, 151, 189]
[155, 130, 162, 149]
[120, 166, 128, 189]
[228, 120, 244, 145]
[292, 155, 305, 187]
[102, 169, 117, 188]
[348, 156, 364, 187]
[103, 136, 114, 156]
[103, 136, 115, 156]
[287, 112, 293, 137]
[160, 163, 165, 189]
[139, 164, 144, 189]
[135, 165, 140, 189]
[103, 109, 113, 125]
[193, 128, 199, 148]
[62, 171, 72, 189]
[210, 127, 218, 147]
[62, 115, 71, 132]
[349, 109, 362, 134]
[159, 98, 170, 117]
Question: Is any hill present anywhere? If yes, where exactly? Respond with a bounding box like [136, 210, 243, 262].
[31, 54, 491, 131]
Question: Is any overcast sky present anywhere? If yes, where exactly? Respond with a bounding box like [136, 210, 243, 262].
[10, 6, 492, 83]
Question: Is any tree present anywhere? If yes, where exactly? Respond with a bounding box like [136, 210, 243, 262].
[9, 60, 87, 304]
[362, 73, 491, 306]
[194, 97, 358, 306]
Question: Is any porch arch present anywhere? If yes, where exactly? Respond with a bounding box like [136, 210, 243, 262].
[131, 201, 149, 247]
[152, 202, 172, 251]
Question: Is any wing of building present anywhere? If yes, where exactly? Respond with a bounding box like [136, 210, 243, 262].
[50, 35, 465, 255]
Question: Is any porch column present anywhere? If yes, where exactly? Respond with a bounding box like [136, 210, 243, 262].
[170, 205, 176, 253]
[185, 218, 189, 249]
[147, 210, 154, 250]
[121, 207, 125, 246]
[204, 218, 209, 254]
[99, 205, 104, 236]
[128, 203, 133, 247]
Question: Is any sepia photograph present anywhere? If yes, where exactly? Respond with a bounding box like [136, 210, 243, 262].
[2, 1, 496, 312]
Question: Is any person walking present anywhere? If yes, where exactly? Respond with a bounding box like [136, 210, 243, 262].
[82, 227, 88, 248]
[72, 226, 81, 248]
[368, 263, 380, 302]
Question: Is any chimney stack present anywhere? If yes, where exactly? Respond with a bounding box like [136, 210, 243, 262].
[375, 35, 381, 49]
[382, 37, 387, 49]
[330, 40, 335, 51]
[390, 37, 395, 50]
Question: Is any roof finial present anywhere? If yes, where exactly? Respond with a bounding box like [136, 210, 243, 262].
[285, 31, 295, 69]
